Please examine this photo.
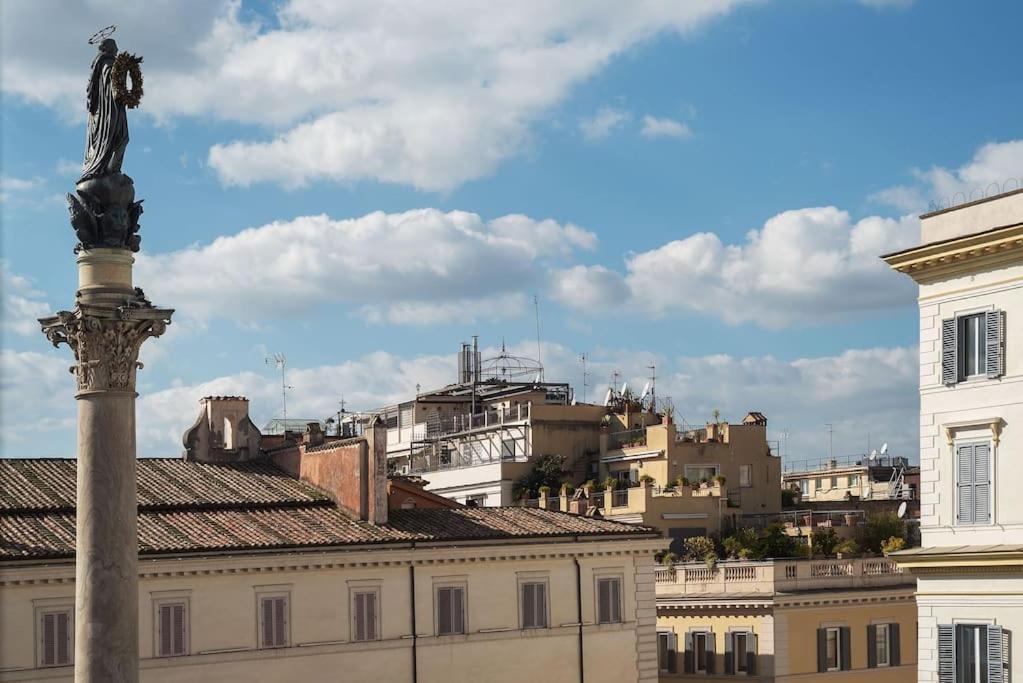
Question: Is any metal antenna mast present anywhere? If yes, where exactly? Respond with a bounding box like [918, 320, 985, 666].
[533, 295, 543, 381]
[647, 364, 656, 412]
[265, 353, 292, 426]
[825, 423, 834, 460]
[612, 369, 620, 394]
[579, 353, 590, 403]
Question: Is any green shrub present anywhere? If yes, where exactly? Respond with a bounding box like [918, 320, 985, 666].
[835, 539, 859, 556]
[856, 512, 907, 554]
[639, 473, 655, 484]
[813, 527, 840, 556]
[681, 536, 716, 562]
[660, 551, 679, 565]
[513, 454, 566, 498]
[881, 536, 906, 554]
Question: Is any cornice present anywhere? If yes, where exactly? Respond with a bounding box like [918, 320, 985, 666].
[882, 223, 1023, 284]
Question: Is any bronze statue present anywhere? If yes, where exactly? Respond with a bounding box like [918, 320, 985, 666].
[67, 28, 145, 253]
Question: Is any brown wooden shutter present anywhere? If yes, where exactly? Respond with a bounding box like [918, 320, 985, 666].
[354, 593, 366, 641]
[260, 598, 273, 648]
[42, 612, 56, 666]
[889, 623, 900, 666]
[159, 604, 172, 656]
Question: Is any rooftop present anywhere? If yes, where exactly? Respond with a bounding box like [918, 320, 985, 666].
[0, 458, 656, 561]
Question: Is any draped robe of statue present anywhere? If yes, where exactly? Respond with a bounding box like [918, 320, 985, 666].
[80, 40, 128, 183]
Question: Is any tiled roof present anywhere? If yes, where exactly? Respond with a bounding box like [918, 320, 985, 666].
[0, 458, 655, 561]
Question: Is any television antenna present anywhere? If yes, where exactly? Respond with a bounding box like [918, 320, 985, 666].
[265, 353, 292, 425]
[646, 364, 656, 411]
[825, 423, 834, 460]
[578, 353, 590, 403]
[533, 295, 544, 381]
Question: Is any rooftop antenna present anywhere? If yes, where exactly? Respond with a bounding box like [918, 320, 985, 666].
[533, 295, 543, 381]
[579, 352, 590, 403]
[265, 353, 292, 426]
[647, 364, 656, 412]
[611, 369, 620, 394]
[869, 449, 878, 461]
[825, 423, 834, 461]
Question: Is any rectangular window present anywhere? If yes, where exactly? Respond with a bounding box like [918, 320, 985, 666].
[800, 479, 809, 495]
[939, 624, 1004, 683]
[38, 609, 72, 667]
[685, 465, 720, 483]
[956, 625, 987, 683]
[352, 589, 379, 642]
[520, 581, 548, 629]
[596, 577, 622, 624]
[501, 438, 516, 459]
[849, 474, 860, 487]
[959, 313, 986, 379]
[739, 465, 752, 488]
[465, 494, 486, 508]
[830, 476, 838, 489]
[826, 628, 841, 671]
[875, 624, 890, 667]
[735, 632, 750, 672]
[695, 632, 710, 673]
[436, 586, 466, 635]
[658, 631, 678, 673]
[156, 601, 188, 657]
[258, 595, 289, 649]
[956, 442, 992, 525]
[815, 477, 823, 491]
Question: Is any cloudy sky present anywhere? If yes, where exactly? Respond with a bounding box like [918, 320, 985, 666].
[2, 0, 1021, 460]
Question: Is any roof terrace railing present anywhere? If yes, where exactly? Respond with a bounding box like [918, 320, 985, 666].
[782, 454, 909, 474]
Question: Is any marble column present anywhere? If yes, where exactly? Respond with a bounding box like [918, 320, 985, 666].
[40, 247, 172, 682]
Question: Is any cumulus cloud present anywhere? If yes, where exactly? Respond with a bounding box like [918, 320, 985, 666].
[1, 1, 749, 191]
[550, 265, 629, 311]
[1, 264, 50, 336]
[871, 139, 1023, 213]
[135, 209, 596, 325]
[640, 115, 693, 139]
[553, 206, 918, 327]
[0, 349, 75, 453]
[580, 107, 631, 141]
[0, 175, 45, 203]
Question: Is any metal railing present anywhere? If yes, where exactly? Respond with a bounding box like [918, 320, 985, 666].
[611, 489, 630, 507]
[739, 509, 865, 529]
[782, 454, 909, 474]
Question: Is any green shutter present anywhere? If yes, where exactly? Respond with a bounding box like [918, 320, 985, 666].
[867, 624, 877, 668]
[890, 623, 900, 666]
[725, 632, 734, 674]
[840, 627, 851, 671]
[817, 629, 827, 673]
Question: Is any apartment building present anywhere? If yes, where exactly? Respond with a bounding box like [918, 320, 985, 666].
[597, 412, 782, 547]
[654, 557, 917, 682]
[883, 189, 1022, 682]
[783, 454, 918, 504]
[0, 397, 667, 683]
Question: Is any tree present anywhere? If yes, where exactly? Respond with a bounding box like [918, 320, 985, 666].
[681, 536, 716, 562]
[514, 454, 566, 498]
[856, 512, 908, 554]
[813, 527, 839, 556]
[756, 523, 798, 559]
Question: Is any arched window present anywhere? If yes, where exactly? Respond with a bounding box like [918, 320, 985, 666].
[223, 417, 234, 449]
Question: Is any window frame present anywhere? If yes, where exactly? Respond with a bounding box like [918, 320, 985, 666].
[733, 631, 751, 673]
[954, 438, 993, 527]
[799, 479, 809, 495]
[434, 580, 468, 636]
[958, 313, 987, 380]
[954, 623, 989, 683]
[684, 464, 720, 483]
[518, 575, 550, 630]
[825, 627, 842, 672]
[595, 574, 624, 625]
[34, 601, 73, 668]
[694, 630, 711, 673]
[255, 586, 291, 650]
[875, 623, 890, 667]
[152, 593, 190, 658]
[658, 630, 678, 673]
[349, 586, 381, 642]
[739, 464, 753, 488]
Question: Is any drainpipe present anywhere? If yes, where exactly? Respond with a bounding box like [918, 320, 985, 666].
[575, 550, 585, 683]
[410, 558, 418, 683]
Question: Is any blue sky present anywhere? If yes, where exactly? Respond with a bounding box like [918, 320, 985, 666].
[2, 0, 1022, 460]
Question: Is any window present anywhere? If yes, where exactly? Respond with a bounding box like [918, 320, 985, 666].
[868, 623, 900, 668]
[385, 409, 398, 429]
[501, 438, 516, 459]
[465, 494, 486, 508]
[658, 631, 678, 673]
[817, 627, 850, 672]
[520, 581, 548, 629]
[815, 477, 823, 491]
[685, 465, 719, 483]
[739, 465, 752, 488]
[941, 311, 1005, 385]
[37, 608, 72, 667]
[956, 442, 991, 525]
[435, 585, 466, 635]
[939, 624, 1006, 683]
[351, 589, 379, 642]
[726, 631, 757, 675]
[830, 476, 838, 490]
[258, 594, 289, 649]
[800, 480, 809, 496]
[849, 474, 860, 487]
[596, 577, 622, 624]
[155, 601, 188, 657]
[694, 631, 713, 673]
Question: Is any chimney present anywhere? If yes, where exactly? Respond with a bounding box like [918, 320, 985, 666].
[303, 422, 324, 447]
[183, 396, 262, 462]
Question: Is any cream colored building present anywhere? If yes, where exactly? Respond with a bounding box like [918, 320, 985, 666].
[0, 400, 667, 683]
[654, 557, 917, 682]
[884, 189, 1022, 682]
[782, 455, 917, 503]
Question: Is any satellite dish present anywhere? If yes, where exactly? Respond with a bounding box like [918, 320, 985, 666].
[640, 382, 651, 401]
[620, 382, 629, 396]
[869, 449, 878, 461]
[602, 389, 613, 407]
[880, 443, 889, 456]
[897, 501, 907, 519]
[534, 372, 542, 383]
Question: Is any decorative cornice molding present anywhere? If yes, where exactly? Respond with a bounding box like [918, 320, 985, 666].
[882, 223, 1023, 284]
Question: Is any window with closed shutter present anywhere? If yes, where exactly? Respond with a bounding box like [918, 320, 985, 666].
[436, 586, 465, 635]
[258, 595, 289, 649]
[520, 581, 547, 629]
[38, 609, 72, 667]
[596, 577, 621, 624]
[156, 601, 188, 657]
[352, 590, 379, 641]
[658, 631, 678, 673]
[956, 443, 992, 525]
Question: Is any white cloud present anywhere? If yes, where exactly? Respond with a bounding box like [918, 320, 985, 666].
[550, 265, 629, 311]
[871, 139, 1023, 213]
[0, 175, 45, 203]
[55, 158, 80, 178]
[552, 206, 919, 327]
[640, 115, 693, 139]
[1, 264, 50, 336]
[580, 107, 631, 141]
[1, 1, 750, 191]
[135, 209, 596, 325]
[858, 0, 914, 8]
[0, 349, 75, 452]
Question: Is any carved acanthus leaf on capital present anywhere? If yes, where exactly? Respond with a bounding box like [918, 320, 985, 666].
[40, 304, 172, 394]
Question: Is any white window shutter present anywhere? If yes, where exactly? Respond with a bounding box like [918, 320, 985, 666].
[366, 592, 377, 640]
[274, 597, 286, 646]
[452, 588, 464, 634]
[941, 318, 957, 385]
[985, 311, 1004, 379]
[354, 593, 366, 641]
[937, 625, 954, 683]
[437, 588, 451, 634]
[522, 583, 535, 628]
[42, 613, 56, 666]
[987, 625, 1006, 683]
[56, 611, 70, 665]
[974, 444, 991, 524]
[957, 445, 975, 524]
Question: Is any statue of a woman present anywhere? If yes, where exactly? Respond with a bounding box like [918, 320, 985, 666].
[79, 38, 128, 182]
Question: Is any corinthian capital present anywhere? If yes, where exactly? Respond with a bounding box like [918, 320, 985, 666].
[40, 301, 173, 396]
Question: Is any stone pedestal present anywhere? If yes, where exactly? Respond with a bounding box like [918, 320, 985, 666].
[40, 248, 172, 683]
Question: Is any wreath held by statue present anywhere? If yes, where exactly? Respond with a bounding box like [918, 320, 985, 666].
[111, 52, 144, 108]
